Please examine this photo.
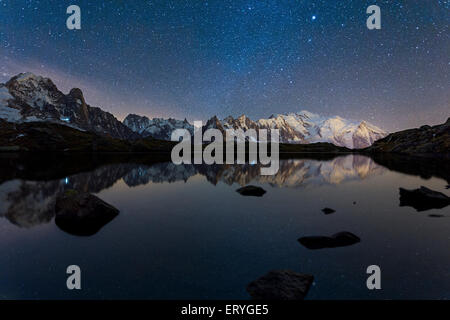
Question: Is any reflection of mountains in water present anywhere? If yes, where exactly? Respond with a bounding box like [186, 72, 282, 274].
[123, 162, 197, 186]
[123, 155, 385, 187]
[193, 156, 383, 187]
[0, 156, 384, 228]
[0, 180, 61, 228]
[205, 155, 385, 187]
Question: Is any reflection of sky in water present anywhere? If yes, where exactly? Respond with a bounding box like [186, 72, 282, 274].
[0, 155, 448, 299]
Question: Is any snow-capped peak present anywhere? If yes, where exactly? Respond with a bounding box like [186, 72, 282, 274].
[14, 72, 44, 83]
[5, 72, 64, 111]
[0, 73, 136, 139]
[199, 110, 388, 148]
[296, 110, 320, 120]
[122, 110, 387, 148]
[123, 113, 194, 140]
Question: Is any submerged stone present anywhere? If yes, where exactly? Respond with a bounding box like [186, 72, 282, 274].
[236, 185, 266, 197]
[321, 207, 336, 214]
[298, 231, 361, 250]
[247, 270, 314, 300]
[399, 186, 450, 212]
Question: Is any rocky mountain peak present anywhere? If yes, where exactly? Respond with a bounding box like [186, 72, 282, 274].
[223, 115, 234, 123]
[204, 115, 224, 131]
[123, 113, 149, 124]
[68, 88, 84, 100]
[6, 73, 59, 95]
[5, 72, 64, 109]
[206, 115, 220, 125]
[7, 72, 48, 86]
[122, 113, 193, 140]
[358, 120, 371, 128]
[0, 73, 136, 140]
[67, 88, 89, 123]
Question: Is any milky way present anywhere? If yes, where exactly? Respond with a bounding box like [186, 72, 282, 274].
[0, 0, 448, 131]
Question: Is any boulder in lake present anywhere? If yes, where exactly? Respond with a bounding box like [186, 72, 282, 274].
[298, 231, 360, 250]
[321, 207, 335, 214]
[55, 190, 119, 236]
[399, 186, 450, 212]
[246, 270, 314, 300]
[236, 185, 266, 197]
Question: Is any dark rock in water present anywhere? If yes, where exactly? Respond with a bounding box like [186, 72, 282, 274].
[428, 214, 445, 218]
[399, 186, 450, 212]
[246, 270, 314, 300]
[298, 231, 361, 250]
[321, 207, 335, 214]
[236, 185, 266, 197]
[55, 190, 119, 236]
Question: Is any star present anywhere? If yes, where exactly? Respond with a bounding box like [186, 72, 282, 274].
[0, 0, 446, 131]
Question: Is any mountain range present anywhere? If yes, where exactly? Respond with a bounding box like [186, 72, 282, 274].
[124, 110, 387, 149]
[1, 72, 388, 148]
[0, 73, 136, 140]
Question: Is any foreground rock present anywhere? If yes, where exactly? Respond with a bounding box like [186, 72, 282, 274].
[55, 190, 119, 236]
[298, 231, 361, 249]
[236, 185, 266, 197]
[247, 270, 314, 300]
[0, 120, 176, 152]
[321, 207, 336, 214]
[399, 186, 450, 212]
[365, 118, 450, 154]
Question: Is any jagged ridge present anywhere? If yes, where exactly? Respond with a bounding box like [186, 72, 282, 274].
[123, 111, 388, 149]
[0, 72, 387, 148]
[123, 114, 193, 140]
[0, 73, 137, 140]
[365, 118, 450, 154]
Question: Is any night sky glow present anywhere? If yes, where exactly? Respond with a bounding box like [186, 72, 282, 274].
[0, 0, 449, 131]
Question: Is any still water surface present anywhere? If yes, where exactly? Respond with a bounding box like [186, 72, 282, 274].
[0, 154, 449, 299]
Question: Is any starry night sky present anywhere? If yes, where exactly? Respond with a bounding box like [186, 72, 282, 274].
[0, 0, 448, 131]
